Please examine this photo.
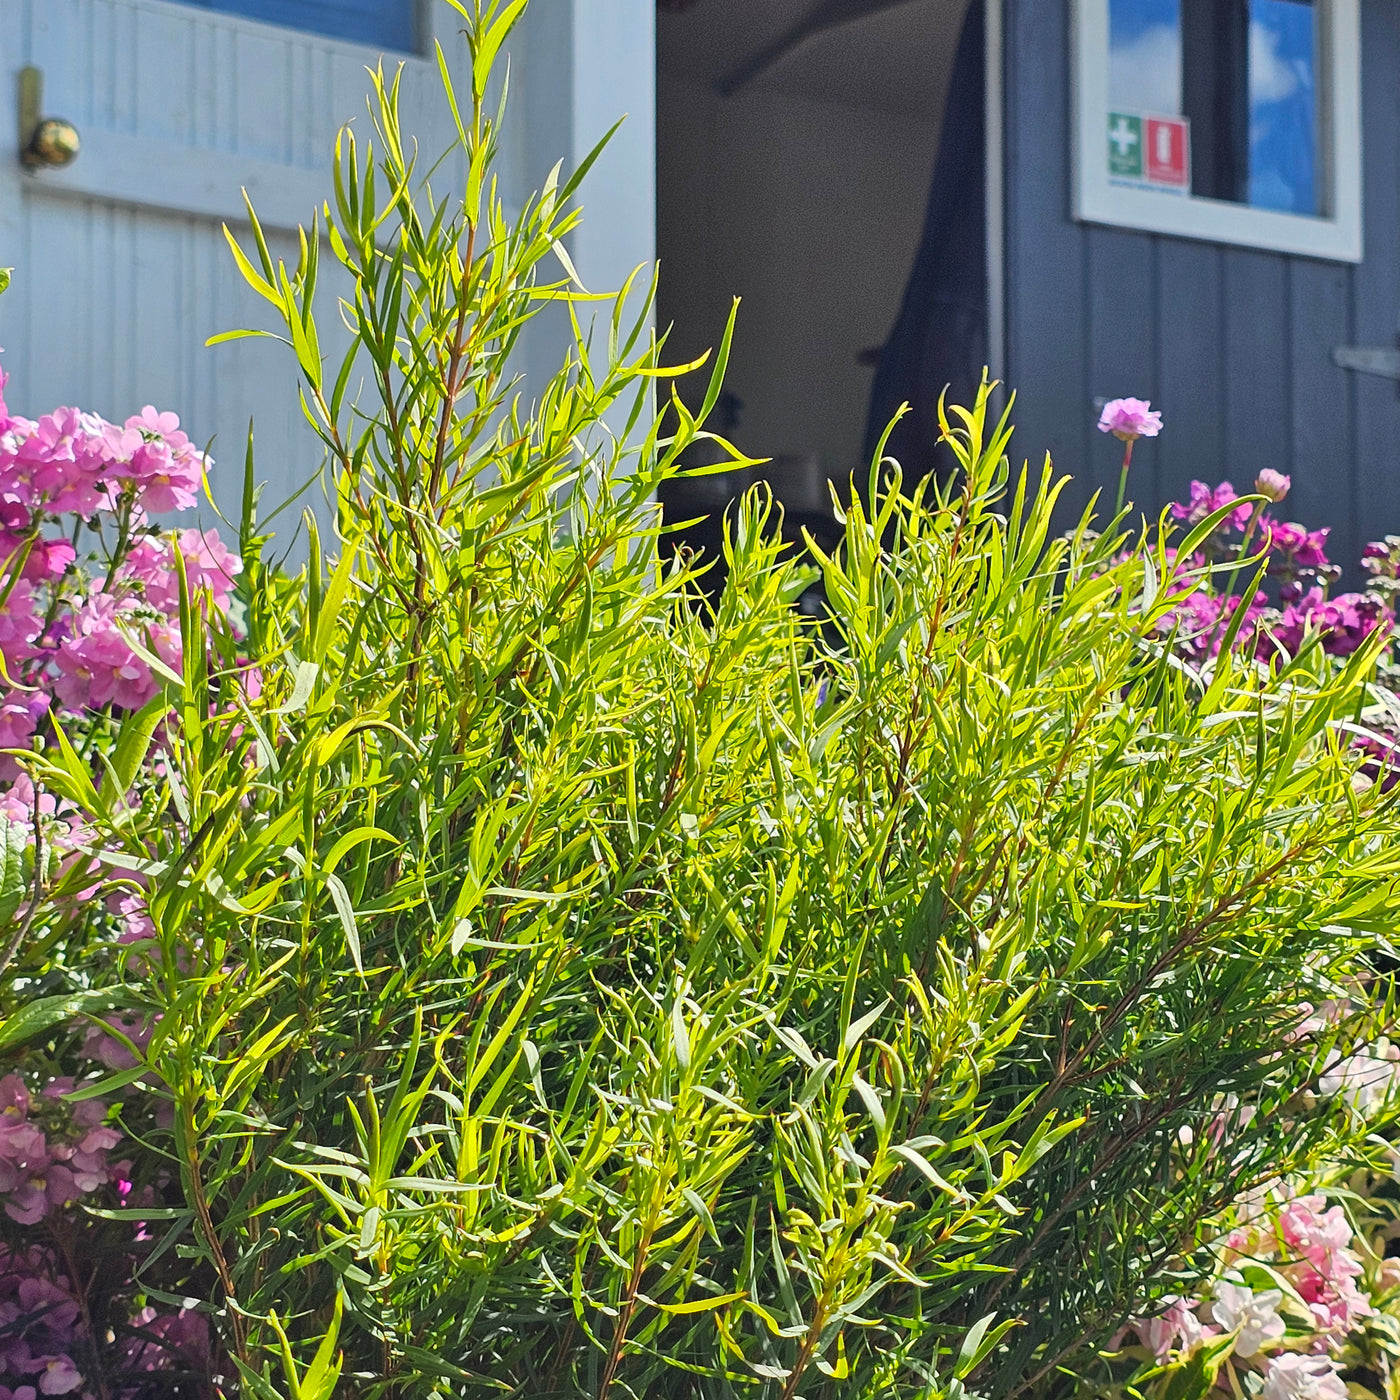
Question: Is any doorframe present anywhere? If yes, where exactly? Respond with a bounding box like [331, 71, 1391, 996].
[0, 8, 22, 310]
[985, 0, 1006, 386]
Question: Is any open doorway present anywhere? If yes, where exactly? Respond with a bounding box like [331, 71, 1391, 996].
[655, 0, 988, 596]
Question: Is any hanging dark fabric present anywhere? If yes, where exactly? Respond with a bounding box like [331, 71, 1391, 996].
[862, 0, 986, 487]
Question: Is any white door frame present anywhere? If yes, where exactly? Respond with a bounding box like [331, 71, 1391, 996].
[985, 0, 1005, 385]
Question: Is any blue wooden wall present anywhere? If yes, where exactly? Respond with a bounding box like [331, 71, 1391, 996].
[180, 0, 416, 51]
[1002, 0, 1400, 580]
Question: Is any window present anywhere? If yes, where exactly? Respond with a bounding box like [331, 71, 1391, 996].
[179, 0, 418, 53]
[1073, 0, 1360, 260]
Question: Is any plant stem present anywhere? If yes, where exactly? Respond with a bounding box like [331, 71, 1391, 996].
[597, 1227, 654, 1400]
[1206, 499, 1266, 654]
[1113, 438, 1135, 517]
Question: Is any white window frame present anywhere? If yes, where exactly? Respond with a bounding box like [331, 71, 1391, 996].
[1071, 0, 1362, 262]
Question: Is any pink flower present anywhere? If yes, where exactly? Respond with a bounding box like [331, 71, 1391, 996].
[80, 1015, 152, 1072]
[1098, 397, 1163, 441]
[5, 1176, 49, 1225]
[1261, 1353, 1347, 1400]
[0, 773, 55, 829]
[52, 593, 163, 712]
[35, 1358, 81, 1397]
[120, 528, 240, 615]
[121, 1306, 210, 1373]
[1265, 522, 1331, 570]
[0, 691, 48, 781]
[1280, 1195, 1355, 1268]
[108, 889, 157, 950]
[1170, 481, 1254, 532]
[13, 408, 117, 515]
[109, 407, 207, 513]
[0, 1076, 29, 1121]
[0, 580, 43, 674]
[1134, 1296, 1204, 1363]
[1256, 469, 1291, 502]
[1263, 588, 1386, 661]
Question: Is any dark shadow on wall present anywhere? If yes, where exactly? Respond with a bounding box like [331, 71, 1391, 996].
[862, 0, 986, 489]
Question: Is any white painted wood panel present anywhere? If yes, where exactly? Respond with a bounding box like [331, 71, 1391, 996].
[0, 0, 656, 535]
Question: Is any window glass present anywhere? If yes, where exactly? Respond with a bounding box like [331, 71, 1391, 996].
[1110, 0, 1182, 115]
[1249, 0, 1317, 214]
[180, 0, 416, 52]
[1107, 0, 1317, 214]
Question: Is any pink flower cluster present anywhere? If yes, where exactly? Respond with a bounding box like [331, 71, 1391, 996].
[0, 346, 231, 1396]
[1156, 480, 1390, 664]
[1129, 1189, 1374, 1400]
[0, 1246, 86, 1398]
[0, 1058, 205, 1399]
[0, 1073, 125, 1227]
[0, 384, 206, 526]
[1277, 1195, 1372, 1338]
[0, 1244, 208, 1400]
[0, 351, 240, 780]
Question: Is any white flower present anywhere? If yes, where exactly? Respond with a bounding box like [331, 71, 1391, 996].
[1319, 1039, 1400, 1113]
[1211, 1281, 1286, 1358]
[1261, 1352, 1347, 1400]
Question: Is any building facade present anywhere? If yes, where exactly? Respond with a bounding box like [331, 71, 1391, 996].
[3, 0, 1397, 571]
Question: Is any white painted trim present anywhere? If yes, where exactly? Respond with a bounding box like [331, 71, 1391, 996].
[0, 19, 25, 268]
[984, 0, 1005, 383]
[16, 130, 327, 232]
[1071, 0, 1362, 262]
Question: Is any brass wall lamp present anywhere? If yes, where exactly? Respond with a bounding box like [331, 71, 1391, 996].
[17, 66, 79, 169]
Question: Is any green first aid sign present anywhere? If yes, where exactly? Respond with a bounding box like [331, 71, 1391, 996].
[1108, 112, 1143, 178]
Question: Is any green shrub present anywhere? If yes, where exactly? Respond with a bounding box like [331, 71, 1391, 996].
[7, 4, 1400, 1397]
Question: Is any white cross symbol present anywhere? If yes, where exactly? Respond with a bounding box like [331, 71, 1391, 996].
[1110, 116, 1139, 157]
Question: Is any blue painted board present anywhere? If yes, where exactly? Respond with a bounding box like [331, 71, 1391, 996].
[1003, 0, 1400, 583]
[179, 0, 416, 52]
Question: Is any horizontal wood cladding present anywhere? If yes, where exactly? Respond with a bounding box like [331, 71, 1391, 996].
[1002, 0, 1400, 578]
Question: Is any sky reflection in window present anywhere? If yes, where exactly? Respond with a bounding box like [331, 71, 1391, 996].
[1109, 0, 1182, 115]
[1248, 1, 1316, 214]
[1108, 0, 1318, 215]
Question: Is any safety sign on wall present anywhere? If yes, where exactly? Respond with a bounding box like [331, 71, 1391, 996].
[1108, 111, 1191, 191]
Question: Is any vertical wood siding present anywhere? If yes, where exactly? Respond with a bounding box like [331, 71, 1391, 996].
[1003, 0, 1400, 577]
[0, 0, 655, 537]
[0, 0, 427, 528]
[0, 0, 483, 531]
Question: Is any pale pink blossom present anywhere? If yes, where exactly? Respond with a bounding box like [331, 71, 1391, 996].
[1318, 1040, 1400, 1113]
[1261, 1352, 1347, 1400]
[109, 406, 207, 513]
[1134, 1296, 1204, 1363]
[1256, 469, 1291, 502]
[1097, 397, 1163, 441]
